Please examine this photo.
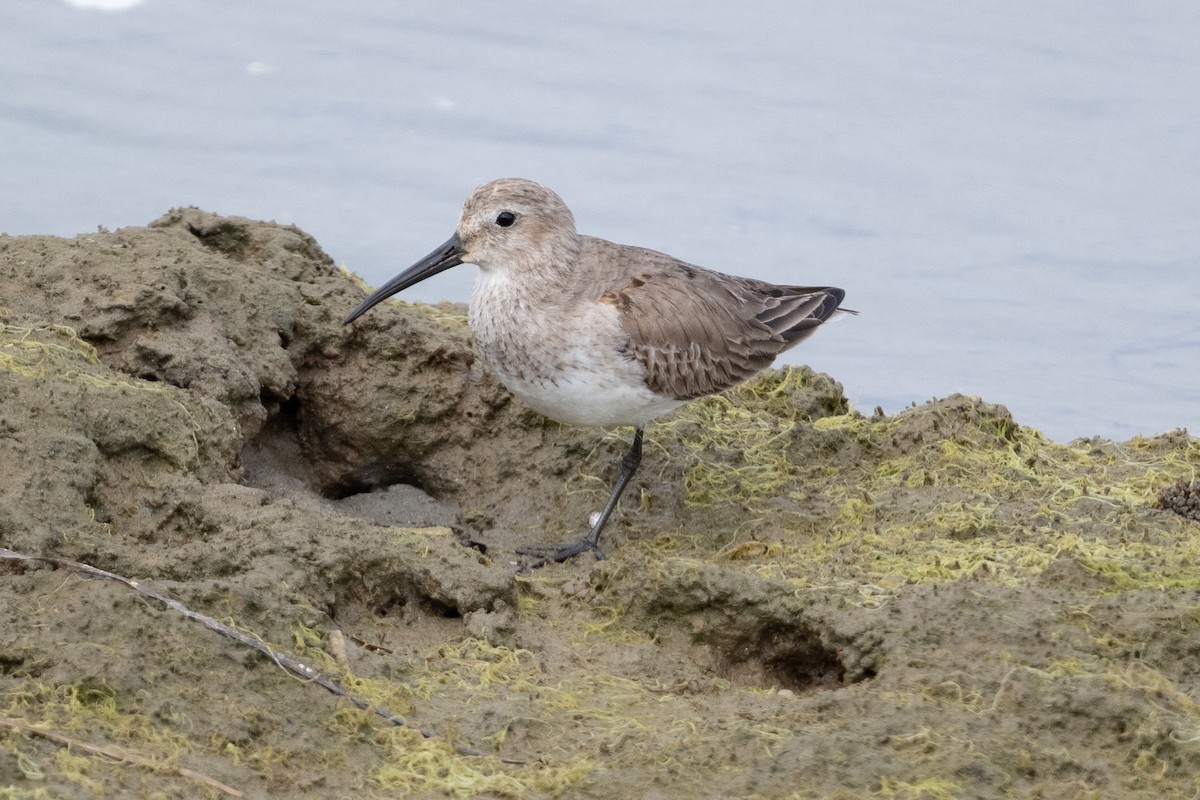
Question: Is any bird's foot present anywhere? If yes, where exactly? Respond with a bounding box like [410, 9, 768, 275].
[516, 536, 606, 568]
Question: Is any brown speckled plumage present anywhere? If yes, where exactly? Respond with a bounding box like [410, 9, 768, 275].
[594, 246, 845, 400]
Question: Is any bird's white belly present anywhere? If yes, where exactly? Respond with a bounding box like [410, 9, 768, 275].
[499, 364, 683, 427]
[469, 272, 683, 427]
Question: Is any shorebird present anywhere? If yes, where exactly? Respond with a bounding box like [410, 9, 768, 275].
[345, 179, 850, 564]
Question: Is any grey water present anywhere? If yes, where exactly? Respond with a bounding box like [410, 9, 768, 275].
[3, 0, 1197, 442]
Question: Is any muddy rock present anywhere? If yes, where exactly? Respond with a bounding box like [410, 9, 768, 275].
[2, 212, 1199, 799]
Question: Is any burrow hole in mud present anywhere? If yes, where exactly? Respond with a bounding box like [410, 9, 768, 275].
[240, 394, 430, 500]
[326, 582, 463, 626]
[325, 467, 428, 502]
[0, 654, 27, 676]
[366, 590, 461, 621]
[699, 621, 873, 693]
[187, 220, 252, 256]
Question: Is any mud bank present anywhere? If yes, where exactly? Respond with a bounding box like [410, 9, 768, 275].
[1, 211, 1198, 799]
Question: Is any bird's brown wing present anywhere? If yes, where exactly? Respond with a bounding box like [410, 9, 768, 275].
[601, 264, 845, 401]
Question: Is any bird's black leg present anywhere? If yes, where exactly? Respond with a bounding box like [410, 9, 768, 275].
[518, 427, 644, 566]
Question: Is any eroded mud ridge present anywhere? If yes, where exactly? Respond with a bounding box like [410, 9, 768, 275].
[2, 212, 1199, 799]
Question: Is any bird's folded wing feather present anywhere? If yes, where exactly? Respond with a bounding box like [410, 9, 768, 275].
[601, 266, 843, 401]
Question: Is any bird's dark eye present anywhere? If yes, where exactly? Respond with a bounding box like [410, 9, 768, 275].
[495, 211, 517, 228]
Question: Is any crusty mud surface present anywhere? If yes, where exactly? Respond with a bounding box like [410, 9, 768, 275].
[2, 211, 1198, 799]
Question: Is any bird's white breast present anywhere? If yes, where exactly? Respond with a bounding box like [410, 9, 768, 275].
[468, 271, 683, 427]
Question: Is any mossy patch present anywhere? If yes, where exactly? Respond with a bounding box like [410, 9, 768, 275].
[626, 387, 1200, 600]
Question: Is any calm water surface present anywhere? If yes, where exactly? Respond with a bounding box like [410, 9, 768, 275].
[3, 1, 1198, 441]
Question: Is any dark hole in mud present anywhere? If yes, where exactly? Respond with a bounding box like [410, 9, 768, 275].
[0, 654, 25, 675]
[186, 220, 251, 256]
[241, 395, 313, 488]
[242, 394, 429, 501]
[268, 394, 301, 429]
[359, 590, 461, 621]
[325, 467, 427, 502]
[426, 599, 462, 619]
[705, 622, 861, 693]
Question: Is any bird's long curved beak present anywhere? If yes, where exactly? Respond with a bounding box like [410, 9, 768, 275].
[343, 233, 466, 324]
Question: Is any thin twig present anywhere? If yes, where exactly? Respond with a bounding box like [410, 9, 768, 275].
[0, 714, 244, 798]
[0, 547, 525, 765]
